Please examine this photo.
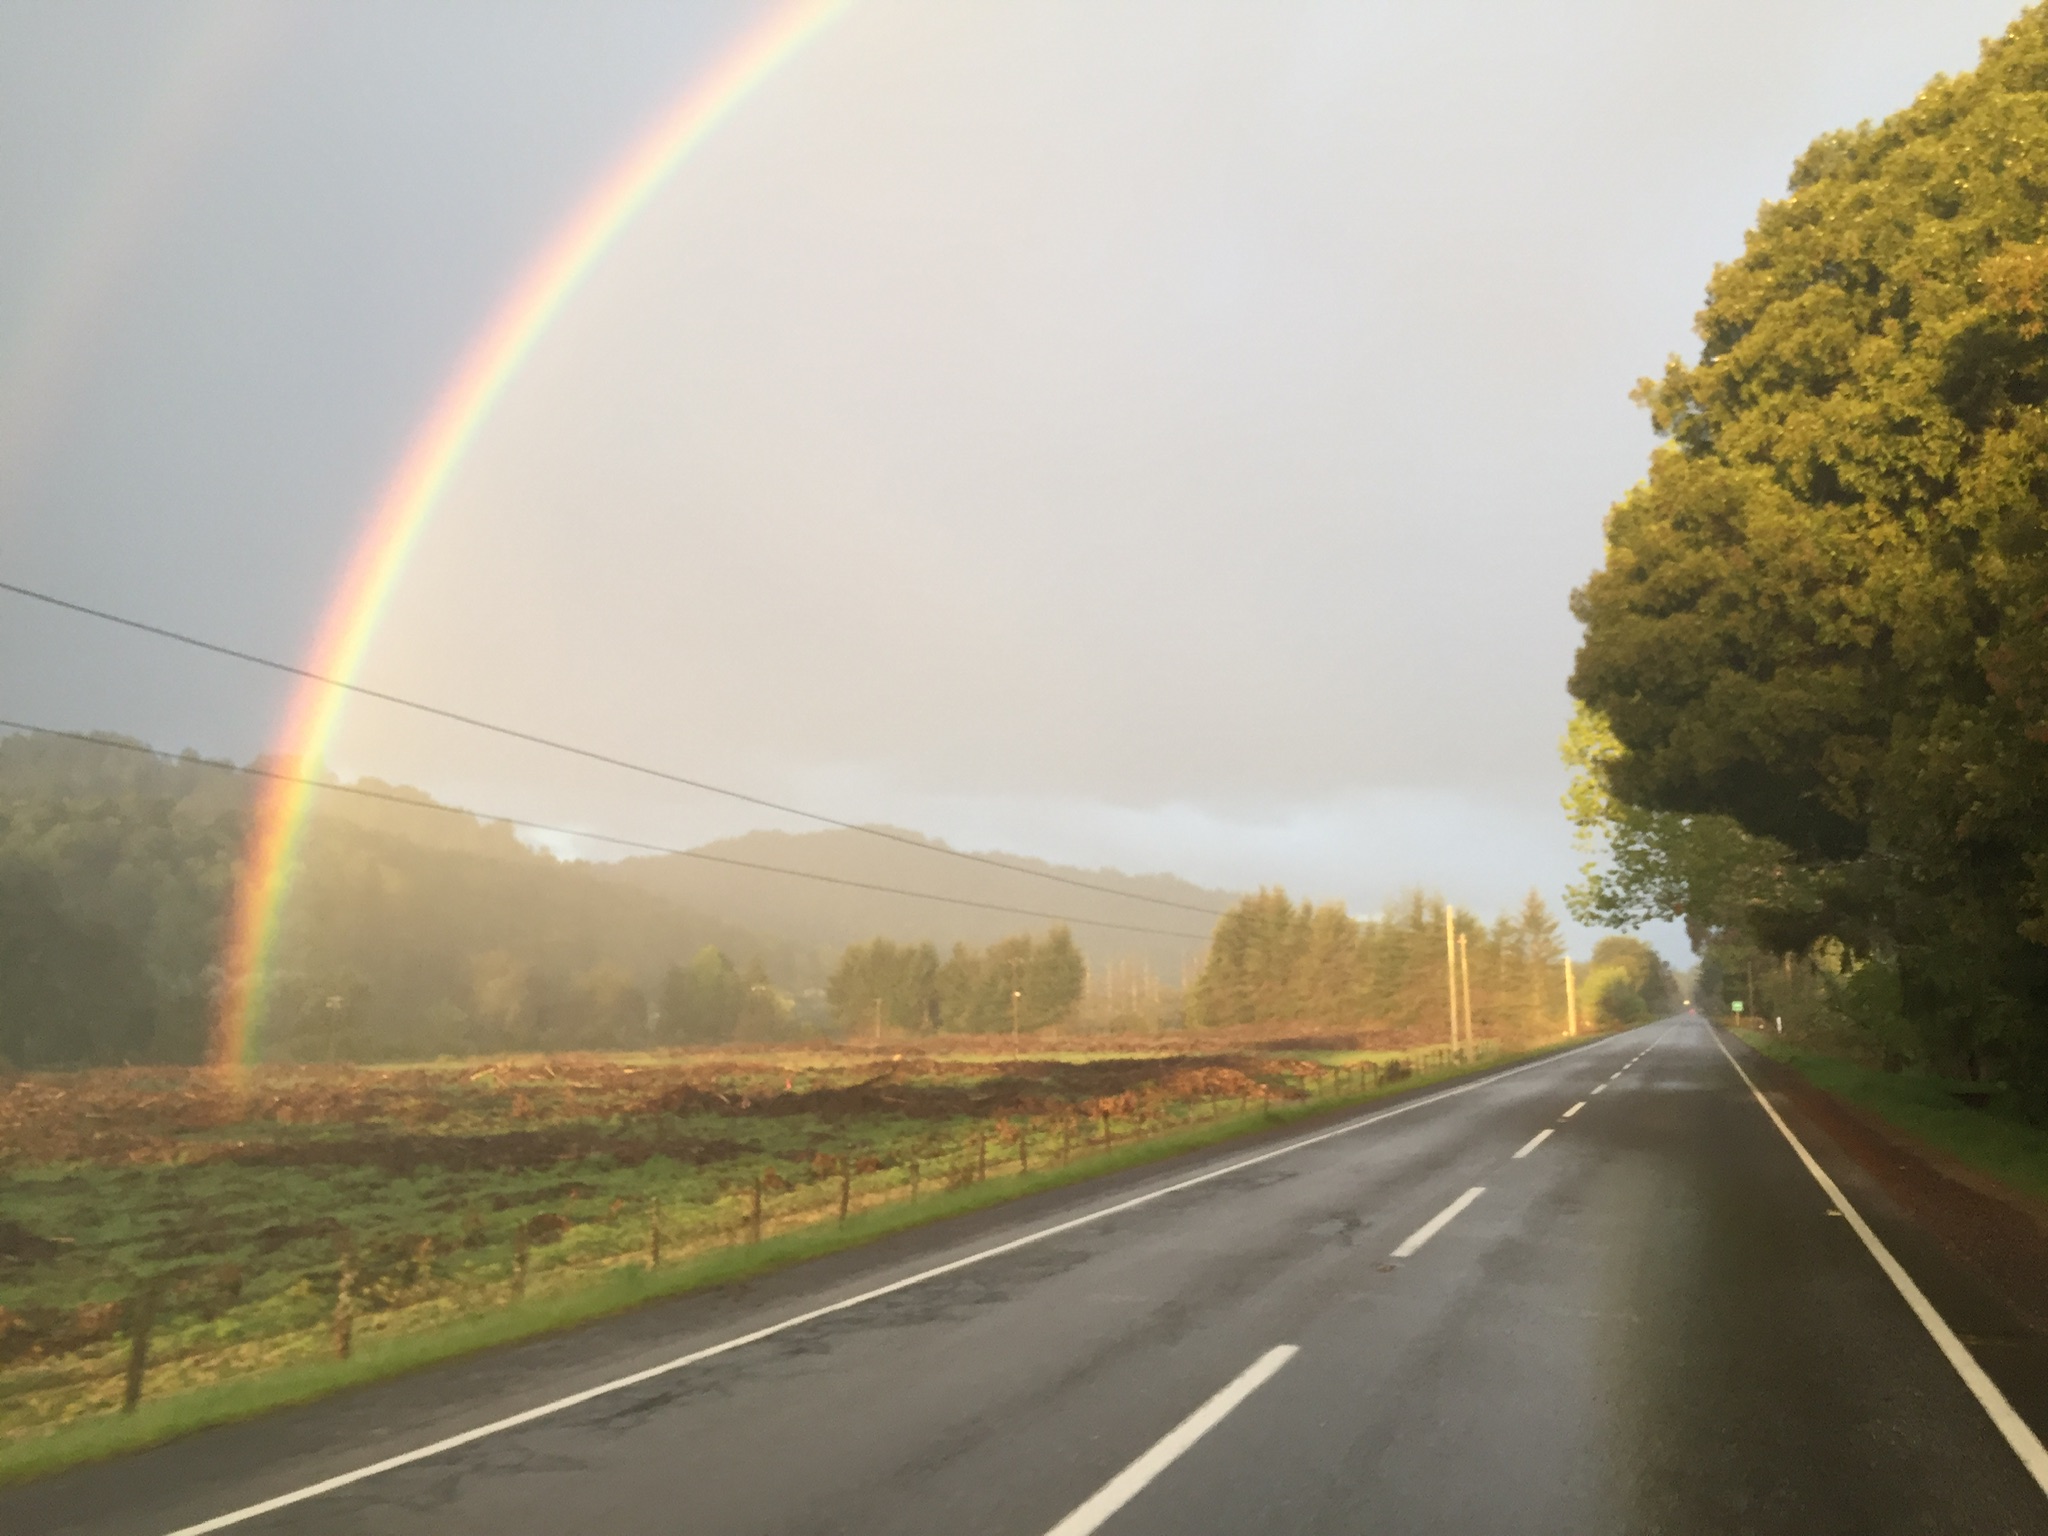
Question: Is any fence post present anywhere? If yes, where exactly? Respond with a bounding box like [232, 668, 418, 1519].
[751, 1174, 764, 1244]
[910, 1159, 921, 1202]
[976, 1133, 987, 1183]
[1062, 1120, 1072, 1163]
[838, 1157, 852, 1222]
[512, 1224, 529, 1300]
[1101, 1109, 1114, 1151]
[122, 1278, 162, 1413]
[1019, 1131, 1030, 1175]
[332, 1234, 356, 1360]
[648, 1200, 662, 1270]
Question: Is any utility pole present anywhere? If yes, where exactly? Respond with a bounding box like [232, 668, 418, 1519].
[1563, 958, 1578, 1038]
[1458, 931, 1474, 1058]
[1012, 988, 1022, 1041]
[1444, 905, 1461, 1055]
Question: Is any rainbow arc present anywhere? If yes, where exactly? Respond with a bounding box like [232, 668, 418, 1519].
[214, 0, 851, 1065]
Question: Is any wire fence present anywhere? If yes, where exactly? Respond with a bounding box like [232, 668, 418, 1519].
[0, 1045, 1491, 1445]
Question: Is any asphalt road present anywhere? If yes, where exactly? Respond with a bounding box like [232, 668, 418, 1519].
[15, 1017, 2048, 1535]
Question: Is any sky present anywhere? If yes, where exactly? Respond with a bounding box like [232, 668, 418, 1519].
[0, 0, 2031, 965]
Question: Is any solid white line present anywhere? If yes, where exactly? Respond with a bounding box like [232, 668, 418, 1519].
[1391, 1186, 1485, 1258]
[1562, 1102, 1585, 1118]
[159, 1039, 1614, 1535]
[1040, 1345, 1298, 1536]
[1708, 1027, 2048, 1500]
[1512, 1129, 1553, 1160]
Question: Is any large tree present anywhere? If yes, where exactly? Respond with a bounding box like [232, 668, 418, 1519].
[1570, 12, 2048, 1088]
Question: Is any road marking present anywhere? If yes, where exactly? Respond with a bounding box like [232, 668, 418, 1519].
[1709, 1027, 2048, 1501]
[1590, 1083, 1606, 1095]
[1391, 1186, 1485, 1258]
[157, 1038, 1614, 1534]
[1041, 1345, 1298, 1536]
[1562, 1102, 1585, 1118]
[1512, 1129, 1553, 1159]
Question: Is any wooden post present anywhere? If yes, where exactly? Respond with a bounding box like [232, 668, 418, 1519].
[750, 1174, 764, 1244]
[1101, 1109, 1114, 1151]
[122, 1279, 161, 1413]
[332, 1237, 355, 1360]
[910, 1159, 921, 1202]
[1458, 931, 1475, 1059]
[1444, 904, 1462, 1056]
[1062, 1120, 1073, 1163]
[512, 1224, 529, 1299]
[839, 1156, 852, 1222]
[1018, 1131, 1029, 1174]
[648, 1200, 662, 1270]
[976, 1133, 987, 1182]
[1563, 959, 1578, 1037]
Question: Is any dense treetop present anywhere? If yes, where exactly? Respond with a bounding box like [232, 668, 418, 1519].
[1570, 10, 2048, 1086]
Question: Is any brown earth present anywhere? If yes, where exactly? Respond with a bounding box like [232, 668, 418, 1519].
[0, 1049, 1339, 1170]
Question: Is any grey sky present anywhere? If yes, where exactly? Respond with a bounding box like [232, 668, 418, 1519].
[0, 0, 2029, 963]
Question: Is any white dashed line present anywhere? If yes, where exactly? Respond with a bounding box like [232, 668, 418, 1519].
[1042, 1346, 1299, 1536]
[1562, 1102, 1585, 1118]
[1512, 1129, 1553, 1159]
[1391, 1186, 1486, 1258]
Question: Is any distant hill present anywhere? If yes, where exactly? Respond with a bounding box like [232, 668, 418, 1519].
[608, 826, 1233, 983]
[0, 731, 802, 1065]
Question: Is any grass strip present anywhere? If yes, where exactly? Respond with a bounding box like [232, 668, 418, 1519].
[0, 1035, 1587, 1489]
[1735, 1030, 2048, 1207]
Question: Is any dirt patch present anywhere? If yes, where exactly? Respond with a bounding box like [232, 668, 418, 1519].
[0, 1222, 67, 1268]
[205, 1128, 761, 1175]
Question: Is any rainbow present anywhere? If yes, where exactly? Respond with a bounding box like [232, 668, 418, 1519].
[213, 0, 851, 1065]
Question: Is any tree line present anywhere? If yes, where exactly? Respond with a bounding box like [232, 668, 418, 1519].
[1187, 889, 1672, 1038]
[825, 929, 1087, 1036]
[0, 732, 809, 1067]
[1567, 14, 2048, 1095]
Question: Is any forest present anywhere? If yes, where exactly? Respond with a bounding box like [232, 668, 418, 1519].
[0, 731, 805, 1068]
[1568, 12, 2048, 1096]
[1189, 888, 1674, 1041]
[824, 929, 1087, 1036]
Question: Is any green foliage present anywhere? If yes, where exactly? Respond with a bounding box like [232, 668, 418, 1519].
[826, 938, 940, 1034]
[1191, 888, 1577, 1040]
[1569, 14, 2048, 1091]
[1583, 935, 1678, 1025]
[0, 732, 802, 1065]
[660, 947, 743, 1045]
[824, 927, 1085, 1034]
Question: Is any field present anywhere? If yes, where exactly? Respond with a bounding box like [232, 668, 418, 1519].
[0, 1029, 1525, 1479]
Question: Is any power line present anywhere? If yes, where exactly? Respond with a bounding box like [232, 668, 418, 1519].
[0, 719, 1215, 941]
[0, 578, 1231, 918]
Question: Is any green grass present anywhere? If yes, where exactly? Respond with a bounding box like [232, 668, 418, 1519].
[0, 1037, 1581, 1488]
[1735, 1030, 2048, 1206]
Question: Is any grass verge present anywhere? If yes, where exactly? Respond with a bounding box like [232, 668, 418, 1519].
[1734, 1029, 2048, 1207]
[0, 1034, 1589, 1489]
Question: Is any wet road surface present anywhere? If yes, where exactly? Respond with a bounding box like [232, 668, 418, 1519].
[13, 1017, 2048, 1535]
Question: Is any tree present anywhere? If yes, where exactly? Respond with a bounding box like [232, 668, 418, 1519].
[826, 938, 940, 1035]
[917, 928, 1086, 1034]
[0, 859, 154, 1068]
[1569, 15, 2048, 1091]
[657, 947, 748, 1045]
